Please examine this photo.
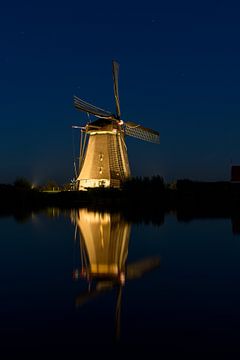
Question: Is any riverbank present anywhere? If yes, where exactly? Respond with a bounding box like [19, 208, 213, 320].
[1, 181, 240, 224]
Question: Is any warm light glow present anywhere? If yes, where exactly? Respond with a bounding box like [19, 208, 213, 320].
[75, 209, 131, 280]
[79, 178, 110, 190]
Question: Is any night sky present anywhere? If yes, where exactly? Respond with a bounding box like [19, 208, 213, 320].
[1, 0, 240, 184]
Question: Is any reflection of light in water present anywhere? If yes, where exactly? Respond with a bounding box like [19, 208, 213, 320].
[72, 209, 160, 341]
[31, 208, 65, 228]
[75, 209, 130, 280]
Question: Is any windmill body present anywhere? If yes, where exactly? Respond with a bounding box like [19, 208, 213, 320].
[74, 61, 159, 190]
[77, 119, 130, 190]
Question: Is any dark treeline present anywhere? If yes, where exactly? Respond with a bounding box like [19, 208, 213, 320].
[2, 176, 240, 204]
[122, 175, 165, 193]
[1, 177, 240, 225]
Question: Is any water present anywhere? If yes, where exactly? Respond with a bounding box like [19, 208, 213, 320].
[1, 208, 240, 356]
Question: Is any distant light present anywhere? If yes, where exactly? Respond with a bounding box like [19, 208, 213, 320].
[72, 125, 85, 129]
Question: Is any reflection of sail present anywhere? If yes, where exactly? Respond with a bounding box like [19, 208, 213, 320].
[76, 209, 130, 281]
[126, 258, 160, 280]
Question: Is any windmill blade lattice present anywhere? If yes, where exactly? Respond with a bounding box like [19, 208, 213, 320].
[74, 96, 114, 119]
[125, 121, 160, 144]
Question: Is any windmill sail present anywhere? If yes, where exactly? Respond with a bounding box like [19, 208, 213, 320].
[125, 121, 160, 144]
[74, 96, 114, 119]
[112, 61, 121, 119]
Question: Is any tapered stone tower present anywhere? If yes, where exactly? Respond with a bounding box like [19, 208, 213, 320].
[77, 119, 130, 189]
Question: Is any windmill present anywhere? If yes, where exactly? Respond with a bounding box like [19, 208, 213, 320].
[73, 60, 160, 190]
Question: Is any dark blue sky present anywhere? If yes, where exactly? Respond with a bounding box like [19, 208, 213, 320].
[1, 0, 240, 184]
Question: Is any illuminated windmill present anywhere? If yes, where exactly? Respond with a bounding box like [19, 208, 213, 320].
[73, 60, 160, 190]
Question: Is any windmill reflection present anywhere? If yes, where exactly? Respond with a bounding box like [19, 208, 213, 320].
[72, 209, 160, 340]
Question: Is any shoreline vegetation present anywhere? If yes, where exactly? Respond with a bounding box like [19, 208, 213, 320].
[1, 177, 240, 225]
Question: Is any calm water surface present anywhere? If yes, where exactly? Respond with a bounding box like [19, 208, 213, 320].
[1, 208, 240, 356]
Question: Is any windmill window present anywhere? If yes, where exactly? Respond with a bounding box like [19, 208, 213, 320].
[99, 154, 104, 161]
[99, 167, 103, 174]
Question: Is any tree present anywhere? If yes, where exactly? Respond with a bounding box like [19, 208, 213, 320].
[13, 177, 32, 190]
[41, 180, 59, 191]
